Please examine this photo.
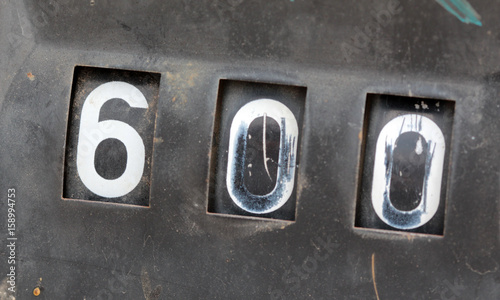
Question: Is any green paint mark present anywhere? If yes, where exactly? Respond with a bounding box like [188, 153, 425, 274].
[435, 0, 482, 26]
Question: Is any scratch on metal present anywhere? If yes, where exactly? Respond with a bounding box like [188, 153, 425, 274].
[372, 253, 380, 300]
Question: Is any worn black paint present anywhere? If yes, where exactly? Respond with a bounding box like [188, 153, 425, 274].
[244, 116, 280, 196]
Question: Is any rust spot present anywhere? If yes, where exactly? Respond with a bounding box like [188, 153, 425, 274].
[166, 70, 200, 107]
[358, 130, 363, 141]
[404, 233, 415, 242]
[33, 287, 41, 296]
[27, 72, 35, 81]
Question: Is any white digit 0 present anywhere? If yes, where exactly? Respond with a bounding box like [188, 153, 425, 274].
[371, 114, 446, 229]
[227, 99, 299, 214]
[76, 81, 147, 198]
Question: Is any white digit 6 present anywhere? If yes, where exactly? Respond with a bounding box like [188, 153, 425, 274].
[371, 114, 446, 229]
[76, 81, 147, 198]
[226, 99, 299, 214]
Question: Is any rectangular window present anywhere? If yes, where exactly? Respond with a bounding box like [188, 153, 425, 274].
[208, 80, 307, 221]
[63, 66, 160, 206]
[356, 93, 455, 235]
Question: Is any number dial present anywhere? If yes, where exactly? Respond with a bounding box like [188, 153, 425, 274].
[356, 94, 454, 235]
[76, 81, 147, 198]
[371, 114, 445, 229]
[208, 80, 306, 221]
[226, 99, 299, 214]
[63, 67, 160, 206]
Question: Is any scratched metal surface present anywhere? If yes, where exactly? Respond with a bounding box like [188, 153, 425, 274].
[0, 0, 499, 299]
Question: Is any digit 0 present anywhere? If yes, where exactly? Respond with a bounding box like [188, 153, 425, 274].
[226, 99, 299, 214]
[371, 114, 446, 229]
[76, 81, 147, 198]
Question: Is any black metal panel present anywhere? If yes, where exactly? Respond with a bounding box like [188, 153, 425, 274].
[0, 1, 499, 299]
